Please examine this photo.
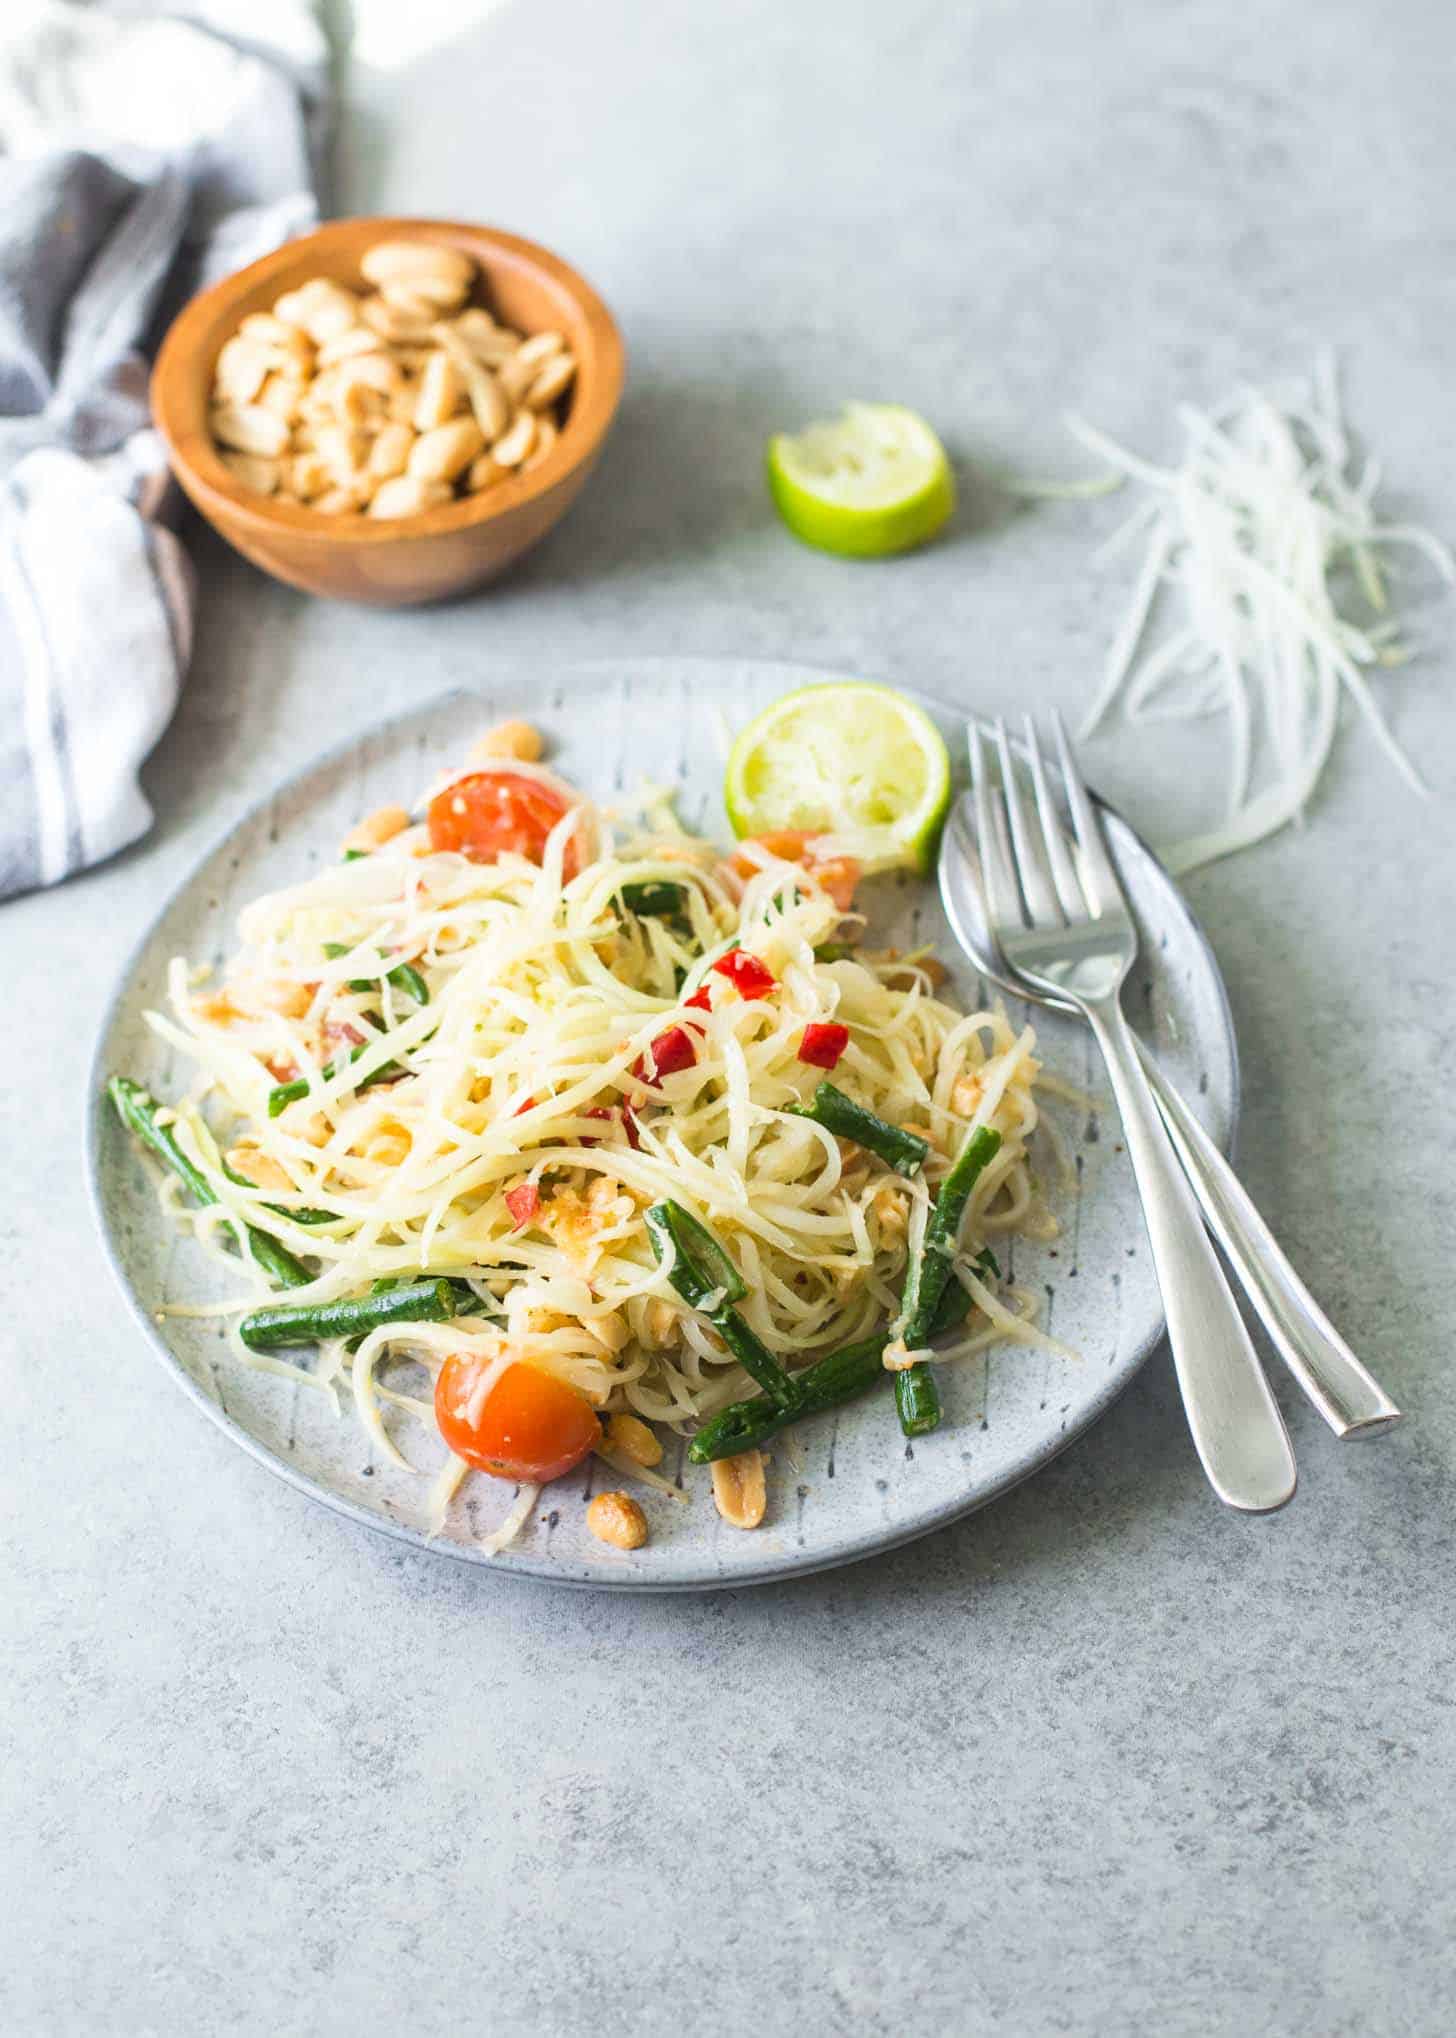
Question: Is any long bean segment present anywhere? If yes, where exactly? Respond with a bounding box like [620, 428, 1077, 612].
[894, 1128, 1002, 1437]
[240, 1277, 459, 1351]
[643, 1200, 747, 1306]
[787, 1080, 929, 1175]
[645, 1199, 799, 1410]
[267, 1038, 402, 1118]
[895, 1366, 942, 1437]
[107, 1076, 313, 1290]
[689, 1282, 971, 1462]
[322, 943, 429, 1006]
[619, 880, 687, 919]
[899, 1126, 1003, 1349]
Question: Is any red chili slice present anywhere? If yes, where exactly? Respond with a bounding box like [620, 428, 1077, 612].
[798, 1022, 850, 1069]
[683, 986, 713, 1012]
[711, 948, 776, 1000]
[579, 1106, 615, 1148]
[630, 1025, 698, 1085]
[505, 1181, 541, 1229]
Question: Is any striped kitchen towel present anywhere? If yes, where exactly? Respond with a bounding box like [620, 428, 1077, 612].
[0, 2, 329, 900]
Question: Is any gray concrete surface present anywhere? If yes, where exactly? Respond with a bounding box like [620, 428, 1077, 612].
[6, 1, 1456, 2031]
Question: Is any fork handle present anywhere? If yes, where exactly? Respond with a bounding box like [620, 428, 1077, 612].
[1134, 1042, 1400, 1439]
[1084, 995, 1297, 1512]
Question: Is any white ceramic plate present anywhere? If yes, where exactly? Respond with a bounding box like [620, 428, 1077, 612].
[88, 660, 1237, 1590]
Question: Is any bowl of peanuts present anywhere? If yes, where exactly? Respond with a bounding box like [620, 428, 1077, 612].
[151, 217, 625, 606]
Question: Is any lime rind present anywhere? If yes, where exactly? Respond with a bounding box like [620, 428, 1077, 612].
[724, 682, 952, 873]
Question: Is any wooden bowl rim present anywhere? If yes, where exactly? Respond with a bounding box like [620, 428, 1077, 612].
[151, 216, 625, 547]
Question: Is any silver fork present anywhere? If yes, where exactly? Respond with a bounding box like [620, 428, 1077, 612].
[940, 748, 1399, 1442]
[970, 712, 1298, 1513]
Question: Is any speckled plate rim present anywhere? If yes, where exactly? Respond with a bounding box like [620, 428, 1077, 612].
[85, 664, 1239, 1592]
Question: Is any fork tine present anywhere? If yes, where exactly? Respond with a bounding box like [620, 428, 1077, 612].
[968, 721, 1024, 932]
[1050, 709, 1126, 919]
[1023, 714, 1086, 922]
[995, 718, 1064, 927]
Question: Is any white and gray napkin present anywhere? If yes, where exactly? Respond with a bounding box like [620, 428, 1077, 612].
[0, 1, 329, 901]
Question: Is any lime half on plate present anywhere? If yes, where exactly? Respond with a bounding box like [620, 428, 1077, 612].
[725, 681, 952, 872]
[766, 402, 956, 558]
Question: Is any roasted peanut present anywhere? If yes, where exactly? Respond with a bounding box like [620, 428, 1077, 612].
[466, 453, 505, 494]
[225, 1145, 293, 1194]
[211, 404, 290, 459]
[368, 423, 415, 480]
[587, 1491, 649, 1550]
[605, 1412, 663, 1467]
[214, 336, 272, 407]
[524, 353, 577, 411]
[219, 451, 280, 495]
[413, 351, 465, 431]
[361, 240, 475, 304]
[408, 418, 485, 483]
[369, 475, 453, 518]
[471, 719, 543, 762]
[341, 805, 410, 853]
[711, 1449, 767, 1529]
[522, 416, 558, 470]
[491, 411, 536, 468]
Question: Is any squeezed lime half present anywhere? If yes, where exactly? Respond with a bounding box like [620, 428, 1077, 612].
[725, 681, 952, 873]
[766, 403, 955, 558]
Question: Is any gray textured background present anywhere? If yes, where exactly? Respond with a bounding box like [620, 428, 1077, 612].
[7, 0, 1456, 2031]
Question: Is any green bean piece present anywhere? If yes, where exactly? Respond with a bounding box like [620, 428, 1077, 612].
[689, 1282, 972, 1463]
[322, 943, 429, 1006]
[240, 1278, 459, 1352]
[620, 880, 688, 918]
[710, 1313, 803, 1410]
[787, 1080, 929, 1175]
[895, 1364, 942, 1437]
[643, 1200, 747, 1305]
[107, 1076, 313, 1290]
[899, 1126, 1003, 1350]
[267, 1038, 402, 1118]
[812, 942, 854, 963]
[646, 1199, 800, 1410]
[690, 1339, 884, 1461]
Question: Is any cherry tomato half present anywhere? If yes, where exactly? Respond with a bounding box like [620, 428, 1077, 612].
[428, 769, 587, 879]
[435, 1356, 601, 1484]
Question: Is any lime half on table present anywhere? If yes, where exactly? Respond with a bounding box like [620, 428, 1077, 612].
[725, 682, 953, 873]
[766, 402, 956, 558]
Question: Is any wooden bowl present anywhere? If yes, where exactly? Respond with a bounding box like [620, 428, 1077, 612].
[151, 217, 625, 607]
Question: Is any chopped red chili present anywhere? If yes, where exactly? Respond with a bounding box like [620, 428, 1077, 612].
[798, 1022, 850, 1069]
[682, 985, 713, 1012]
[711, 948, 776, 1000]
[630, 1025, 698, 1084]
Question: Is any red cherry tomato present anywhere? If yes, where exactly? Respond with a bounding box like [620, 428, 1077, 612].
[504, 1181, 540, 1229]
[799, 1021, 850, 1069]
[428, 770, 586, 879]
[435, 1356, 601, 1483]
[711, 948, 777, 1000]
